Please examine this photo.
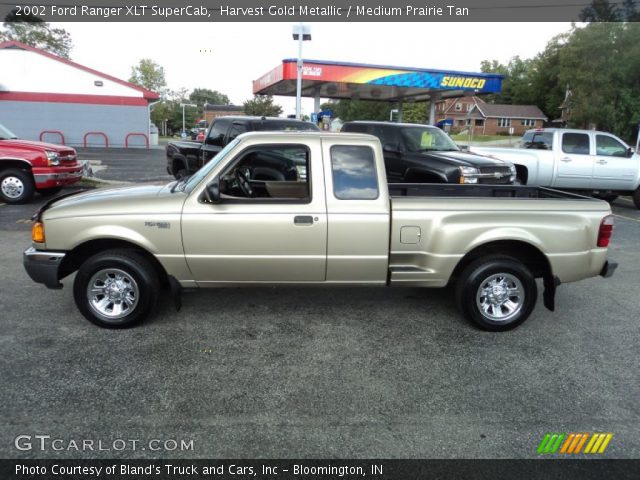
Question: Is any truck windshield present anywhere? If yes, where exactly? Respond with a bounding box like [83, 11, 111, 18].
[0, 124, 18, 140]
[400, 127, 459, 152]
[182, 138, 241, 193]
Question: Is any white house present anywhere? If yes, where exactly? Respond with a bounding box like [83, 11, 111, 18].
[0, 41, 159, 147]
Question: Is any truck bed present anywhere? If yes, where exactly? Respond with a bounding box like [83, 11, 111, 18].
[388, 183, 590, 200]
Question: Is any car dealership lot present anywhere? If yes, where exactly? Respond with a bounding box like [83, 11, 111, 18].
[1, 177, 639, 459]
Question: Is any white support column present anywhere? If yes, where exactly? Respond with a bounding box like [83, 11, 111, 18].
[314, 90, 321, 115]
[428, 92, 441, 126]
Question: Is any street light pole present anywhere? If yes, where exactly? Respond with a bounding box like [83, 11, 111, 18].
[292, 24, 311, 120]
[180, 103, 197, 136]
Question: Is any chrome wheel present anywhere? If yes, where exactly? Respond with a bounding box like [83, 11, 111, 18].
[476, 273, 524, 323]
[1, 175, 25, 199]
[87, 268, 139, 321]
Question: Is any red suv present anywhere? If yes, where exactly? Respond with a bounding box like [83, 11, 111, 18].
[0, 124, 83, 203]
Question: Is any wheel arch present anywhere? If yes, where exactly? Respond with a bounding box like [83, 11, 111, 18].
[0, 158, 33, 173]
[450, 239, 552, 282]
[59, 238, 169, 286]
[171, 153, 188, 174]
[514, 164, 528, 184]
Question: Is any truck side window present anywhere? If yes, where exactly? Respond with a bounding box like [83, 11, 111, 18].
[562, 133, 590, 155]
[219, 145, 310, 201]
[596, 135, 627, 157]
[206, 119, 230, 147]
[330, 145, 379, 200]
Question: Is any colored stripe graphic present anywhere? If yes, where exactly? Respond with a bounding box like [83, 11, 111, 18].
[537, 433, 565, 454]
[585, 433, 613, 454]
[539, 433, 613, 455]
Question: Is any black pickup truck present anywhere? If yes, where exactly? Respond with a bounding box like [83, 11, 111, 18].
[341, 121, 516, 184]
[166, 116, 320, 179]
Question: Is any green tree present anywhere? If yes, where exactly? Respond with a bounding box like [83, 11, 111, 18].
[0, 11, 72, 58]
[243, 95, 283, 117]
[480, 56, 538, 105]
[129, 59, 166, 93]
[189, 88, 230, 107]
[151, 88, 199, 135]
[402, 103, 429, 124]
[557, 22, 640, 141]
[580, 0, 622, 21]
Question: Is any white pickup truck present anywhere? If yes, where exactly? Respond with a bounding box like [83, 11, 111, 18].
[470, 128, 640, 208]
[24, 132, 617, 332]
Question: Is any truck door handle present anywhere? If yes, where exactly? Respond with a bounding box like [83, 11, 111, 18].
[294, 215, 314, 225]
[597, 159, 608, 165]
[560, 157, 572, 163]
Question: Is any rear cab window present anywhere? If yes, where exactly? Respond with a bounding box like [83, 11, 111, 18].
[330, 145, 379, 200]
[521, 131, 553, 150]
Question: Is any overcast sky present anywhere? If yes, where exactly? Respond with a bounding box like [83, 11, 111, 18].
[60, 22, 574, 115]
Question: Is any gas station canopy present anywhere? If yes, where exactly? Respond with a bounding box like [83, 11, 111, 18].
[253, 59, 504, 103]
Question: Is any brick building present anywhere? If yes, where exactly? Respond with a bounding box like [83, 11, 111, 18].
[435, 96, 547, 135]
[203, 104, 244, 125]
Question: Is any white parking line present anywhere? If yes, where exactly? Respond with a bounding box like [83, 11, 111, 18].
[0, 202, 5, 207]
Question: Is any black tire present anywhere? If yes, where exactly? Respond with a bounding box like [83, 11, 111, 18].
[633, 188, 640, 209]
[594, 193, 618, 203]
[73, 249, 160, 328]
[37, 186, 63, 197]
[455, 255, 537, 332]
[0, 168, 35, 204]
[175, 168, 189, 180]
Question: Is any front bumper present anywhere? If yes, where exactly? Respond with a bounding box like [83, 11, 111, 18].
[599, 261, 618, 278]
[23, 247, 66, 289]
[33, 166, 83, 189]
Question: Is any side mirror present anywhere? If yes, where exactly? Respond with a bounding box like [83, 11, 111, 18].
[459, 144, 470, 152]
[628, 147, 635, 158]
[202, 177, 220, 203]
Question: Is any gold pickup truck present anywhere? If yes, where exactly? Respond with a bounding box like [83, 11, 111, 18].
[23, 132, 617, 331]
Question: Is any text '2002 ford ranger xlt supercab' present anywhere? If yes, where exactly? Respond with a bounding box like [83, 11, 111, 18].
[24, 132, 616, 331]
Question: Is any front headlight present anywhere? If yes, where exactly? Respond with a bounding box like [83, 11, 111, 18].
[459, 166, 479, 184]
[509, 164, 517, 182]
[46, 151, 60, 166]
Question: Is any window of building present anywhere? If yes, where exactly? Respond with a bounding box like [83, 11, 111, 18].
[498, 118, 511, 127]
[455, 103, 463, 111]
[475, 119, 484, 126]
[520, 119, 536, 127]
[330, 145, 379, 200]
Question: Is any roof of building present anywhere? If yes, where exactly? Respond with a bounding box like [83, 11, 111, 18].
[0, 41, 159, 100]
[473, 103, 547, 120]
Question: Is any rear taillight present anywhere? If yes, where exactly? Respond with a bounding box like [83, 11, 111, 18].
[597, 215, 614, 247]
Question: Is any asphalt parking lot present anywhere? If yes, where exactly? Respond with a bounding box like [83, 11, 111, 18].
[0, 149, 638, 459]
